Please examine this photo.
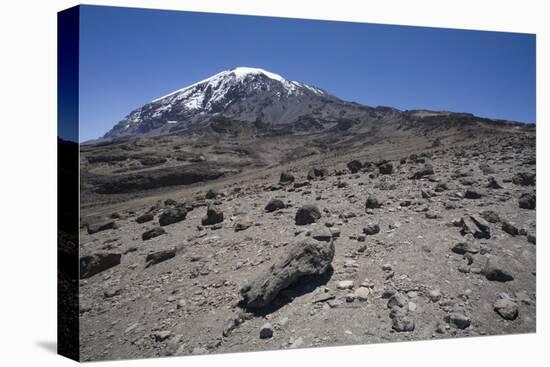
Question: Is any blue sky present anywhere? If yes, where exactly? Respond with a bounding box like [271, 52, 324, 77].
[78, 5, 536, 141]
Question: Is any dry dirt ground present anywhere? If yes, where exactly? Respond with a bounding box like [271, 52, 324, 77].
[78, 130, 535, 361]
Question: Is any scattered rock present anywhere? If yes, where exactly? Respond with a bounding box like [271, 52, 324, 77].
[428, 289, 442, 302]
[202, 205, 224, 225]
[295, 205, 322, 225]
[205, 189, 218, 199]
[482, 257, 514, 282]
[145, 249, 176, 268]
[502, 220, 519, 236]
[159, 208, 187, 226]
[365, 195, 382, 209]
[363, 223, 380, 235]
[512, 172, 535, 186]
[80, 253, 121, 279]
[518, 193, 535, 210]
[239, 239, 334, 309]
[494, 298, 519, 320]
[392, 315, 415, 332]
[87, 220, 117, 234]
[410, 164, 434, 179]
[337, 280, 354, 290]
[379, 162, 393, 175]
[480, 210, 500, 223]
[259, 323, 274, 339]
[354, 287, 370, 301]
[464, 189, 484, 199]
[265, 198, 285, 212]
[142, 227, 166, 241]
[347, 160, 363, 173]
[136, 213, 154, 224]
[280, 171, 295, 184]
[486, 177, 503, 189]
[460, 215, 490, 239]
[234, 220, 253, 232]
[447, 313, 470, 329]
[451, 242, 481, 255]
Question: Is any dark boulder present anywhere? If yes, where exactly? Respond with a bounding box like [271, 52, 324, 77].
[460, 215, 490, 239]
[464, 189, 484, 199]
[482, 257, 514, 282]
[265, 198, 285, 212]
[136, 213, 154, 224]
[518, 192, 536, 210]
[512, 172, 535, 186]
[379, 162, 393, 175]
[201, 205, 224, 225]
[280, 171, 295, 184]
[80, 253, 121, 279]
[501, 220, 519, 236]
[410, 164, 434, 179]
[486, 177, 503, 189]
[239, 239, 335, 309]
[205, 189, 218, 199]
[159, 208, 187, 226]
[363, 223, 380, 235]
[347, 160, 363, 174]
[365, 195, 382, 209]
[145, 249, 176, 268]
[142, 227, 166, 241]
[295, 205, 321, 225]
[87, 220, 117, 235]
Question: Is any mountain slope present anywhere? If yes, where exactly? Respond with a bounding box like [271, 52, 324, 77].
[104, 67, 359, 139]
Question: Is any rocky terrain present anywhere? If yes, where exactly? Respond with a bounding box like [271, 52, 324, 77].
[77, 68, 536, 361]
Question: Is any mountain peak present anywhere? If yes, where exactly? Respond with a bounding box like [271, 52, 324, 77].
[103, 67, 336, 139]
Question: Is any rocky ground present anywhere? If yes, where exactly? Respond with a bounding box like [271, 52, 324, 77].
[78, 128, 536, 361]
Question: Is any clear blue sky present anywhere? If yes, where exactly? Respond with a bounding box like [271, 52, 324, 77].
[78, 5, 536, 141]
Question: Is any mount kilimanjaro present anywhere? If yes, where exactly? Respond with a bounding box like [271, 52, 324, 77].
[103, 67, 354, 139]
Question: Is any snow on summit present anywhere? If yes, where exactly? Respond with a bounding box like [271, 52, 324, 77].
[103, 67, 334, 139]
[151, 67, 324, 103]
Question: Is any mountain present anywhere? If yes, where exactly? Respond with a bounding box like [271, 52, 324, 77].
[103, 67, 369, 139]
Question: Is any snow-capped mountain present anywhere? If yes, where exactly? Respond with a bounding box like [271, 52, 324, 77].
[103, 67, 354, 139]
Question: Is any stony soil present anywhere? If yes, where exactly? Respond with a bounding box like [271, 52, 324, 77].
[78, 129, 535, 361]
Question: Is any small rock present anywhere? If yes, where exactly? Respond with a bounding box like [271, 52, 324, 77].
[259, 323, 274, 339]
[363, 223, 380, 235]
[142, 227, 166, 241]
[447, 313, 470, 329]
[494, 298, 519, 320]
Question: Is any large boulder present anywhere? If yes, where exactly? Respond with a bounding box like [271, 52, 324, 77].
[265, 198, 285, 212]
[347, 160, 363, 174]
[158, 207, 187, 226]
[136, 213, 154, 224]
[80, 253, 121, 279]
[307, 167, 328, 180]
[295, 205, 321, 225]
[379, 162, 393, 175]
[494, 298, 519, 320]
[460, 215, 490, 239]
[409, 164, 434, 179]
[201, 205, 224, 225]
[365, 195, 382, 209]
[87, 220, 117, 234]
[512, 172, 535, 186]
[145, 249, 176, 268]
[518, 192, 536, 210]
[239, 240, 335, 309]
[482, 257, 514, 282]
[280, 171, 295, 184]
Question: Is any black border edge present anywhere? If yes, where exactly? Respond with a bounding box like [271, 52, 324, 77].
[57, 5, 80, 362]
